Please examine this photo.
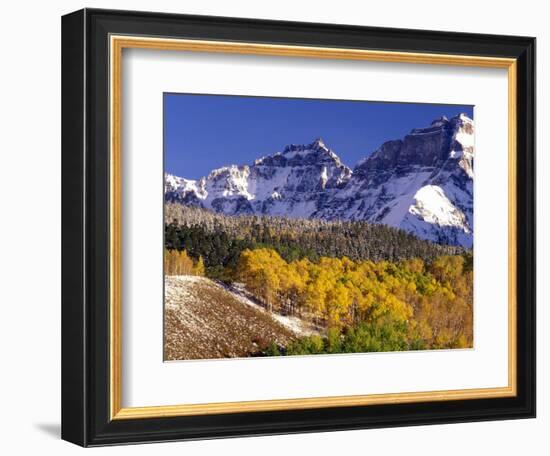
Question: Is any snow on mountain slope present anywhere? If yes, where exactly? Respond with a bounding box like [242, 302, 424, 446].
[164, 173, 207, 206]
[165, 114, 474, 248]
[166, 138, 352, 218]
[315, 114, 474, 247]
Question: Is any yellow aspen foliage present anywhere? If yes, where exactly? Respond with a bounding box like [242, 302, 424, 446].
[234, 247, 473, 349]
[164, 249, 203, 276]
[176, 250, 194, 275]
[193, 256, 206, 276]
[236, 248, 287, 311]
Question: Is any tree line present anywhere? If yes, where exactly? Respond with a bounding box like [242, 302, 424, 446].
[164, 204, 466, 277]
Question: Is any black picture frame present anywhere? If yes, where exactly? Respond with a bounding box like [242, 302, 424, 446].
[62, 8, 536, 447]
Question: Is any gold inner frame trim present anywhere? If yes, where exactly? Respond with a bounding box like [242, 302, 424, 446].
[109, 35, 518, 421]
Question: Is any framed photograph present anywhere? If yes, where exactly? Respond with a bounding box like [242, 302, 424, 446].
[61, 8, 536, 446]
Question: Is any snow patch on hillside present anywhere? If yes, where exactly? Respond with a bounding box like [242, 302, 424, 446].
[225, 282, 319, 337]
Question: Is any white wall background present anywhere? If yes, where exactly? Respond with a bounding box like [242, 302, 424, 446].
[0, 0, 545, 454]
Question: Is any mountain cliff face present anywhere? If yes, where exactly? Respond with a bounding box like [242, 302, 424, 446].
[165, 114, 474, 248]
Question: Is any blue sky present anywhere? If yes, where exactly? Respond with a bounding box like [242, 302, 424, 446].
[164, 93, 473, 180]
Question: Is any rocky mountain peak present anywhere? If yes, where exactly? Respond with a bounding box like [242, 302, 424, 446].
[282, 137, 326, 154]
[207, 164, 250, 181]
[165, 114, 475, 248]
[356, 113, 474, 176]
[430, 115, 449, 126]
[256, 138, 349, 176]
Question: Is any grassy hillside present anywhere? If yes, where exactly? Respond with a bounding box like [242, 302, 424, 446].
[164, 276, 298, 360]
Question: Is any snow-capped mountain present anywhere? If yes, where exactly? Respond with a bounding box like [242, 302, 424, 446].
[165, 114, 474, 248]
[165, 138, 352, 218]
